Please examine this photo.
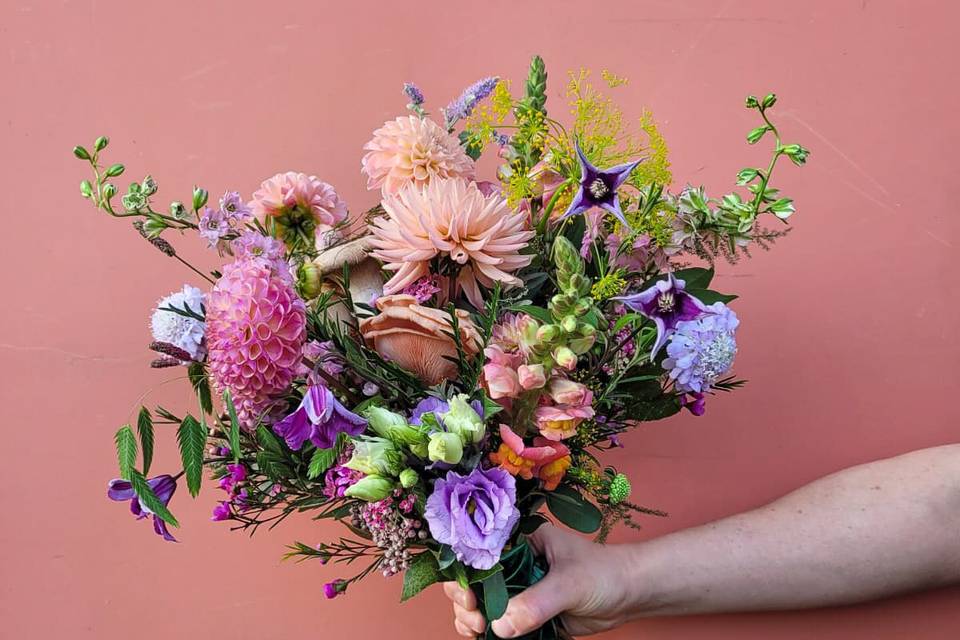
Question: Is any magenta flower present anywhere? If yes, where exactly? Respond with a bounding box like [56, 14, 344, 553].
[323, 579, 348, 599]
[559, 142, 643, 228]
[107, 475, 178, 542]
[613, 274, 707, 357]
[273, 385, 366, 451]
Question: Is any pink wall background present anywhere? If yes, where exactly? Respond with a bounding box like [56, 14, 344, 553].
[2, 1, 958, 638]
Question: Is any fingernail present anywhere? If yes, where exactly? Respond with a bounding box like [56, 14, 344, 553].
[491, 617, 517, 638]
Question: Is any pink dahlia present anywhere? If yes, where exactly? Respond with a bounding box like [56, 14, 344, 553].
[250, 172, 348, 250]
[361, 115, 475, 195]
[369, 178, 533, 309]
[206, 257, 307, 429]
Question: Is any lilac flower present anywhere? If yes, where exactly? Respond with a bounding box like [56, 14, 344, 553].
[401, 276, 442, 304]
[424, 467, 520, 570]
[560, 142, 643, 228]
[443, 76, 499, 129]
[614, 274, 707, 357]
[663, 303, 739, 393]
[231, 231, 285, 261]
[273, 384, 366, 451]
[402, 82, 424, 107]
[199, 206, 229, 247]
[219, 191, 252, 223]
[300, 340, 345, 383]
[107, 474, 178, 542]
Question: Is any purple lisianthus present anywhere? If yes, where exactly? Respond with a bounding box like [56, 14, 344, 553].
[614, 273, 707, 358]
[425, 467, 520, 570]
[663, 302, 739, 394]
[107, 474, 178, 542]
[273, 384, 366, 451]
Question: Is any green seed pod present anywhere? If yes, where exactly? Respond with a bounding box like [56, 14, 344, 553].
[94, 136, 110, 151]
[399, 468, 419, 489]
[80, 180, 93, 198]
[102, 183, 117, 200]
[192, 186, 209, 211]
[105, 163, 125, 177]
[169, 201, 188, 219]
[72, 145, 91, 160]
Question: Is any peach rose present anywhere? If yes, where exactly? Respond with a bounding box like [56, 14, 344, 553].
[359, 294, 481, 385]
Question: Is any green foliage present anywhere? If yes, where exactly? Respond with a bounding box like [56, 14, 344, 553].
[401, 552, 443, 602]
[224, 390, 241, 464]
[189, 362, 213, 415]
[307, 435, 343, 480]
[177, 415, 206, 497]
[137, 407, 154, 476]
[114, 424, 137, 481]
[129, 469, 179, 527]
[481, 570, 508, 621]
[546, 484, 602, 533]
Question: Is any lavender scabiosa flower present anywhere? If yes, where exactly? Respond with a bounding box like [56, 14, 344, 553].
[424, 466, 520, 570]
[613, 273, 707, 358]
[199, 206, 229, 247]
[107, 474, 178, 542]
[663, 302, 739, 394]
[443, 76, 499, 129]
[560, 142, 643, 229]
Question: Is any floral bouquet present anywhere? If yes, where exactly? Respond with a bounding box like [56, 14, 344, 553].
[76, 56, 807, 639]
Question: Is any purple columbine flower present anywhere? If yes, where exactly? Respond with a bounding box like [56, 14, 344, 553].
[613, 273, 707, 358]
[443, 76, 499, 129]
[107, 474, 178, 542]
[424, 466, 520, 570]
[560, 142, 643, 229]
[273, 384, 366, 451]
[403, 82, 424, 107]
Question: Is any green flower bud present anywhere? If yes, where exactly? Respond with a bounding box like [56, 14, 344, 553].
[536, 324, 559, 343]
[80, 180, 93, 198]
[142, 216, 167, 238]
[561, 315, 577, 334]
[344, 475, 394, 502]
[94, 136, 109, 151]
[552, 346, 577, 370]
[761, 93, 777, 109]
[169, 201, 188, 220]
[428, 432, 463, 465]
[72, 145, 91, 160]
[744, 95, 760, 109]
[365, 406, 406, 437]
[102, 183, 117, 200]
[440, 394, 485, 445]
[399, 468, 419, 489]
[608, 473, 631, 505]
[568, 335, 596, 355]
[568, 273, 591, 296]
[105, 163, 125, 177]
[122, 192, 146, 213]
[409, 441, 430, 459]
[297, 261, 322, 299]
[141, 175, 158, 196]
[192, 186, 208, 211]
[344, 436, 403, 477]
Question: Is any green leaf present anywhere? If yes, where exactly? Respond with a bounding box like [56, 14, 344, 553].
[257, 424, 284, 454]
[518, 513, 548, 535]
[735, 167, 760, 185]
[224, 390, 241, 464]
[129, 469, 179, 527]
[177, 415, 207, 497]
[307, 442, 339, 480]
[137, 407, 154, 476]
[671, 266, 714, 290]
[256, 451, 293, 480]
[114, 425, 137, 481]
[401, 552, 443, 602]
[481, 570, 508, 621]
[768, 197, 796, 219]
[507, 304, 553, 324]
[628, 395, 682, 422]
[686, 288, 738, 305]
[189, 363, 213, 415]
[546, 484, 602, 533]
[436, 544, 457, 571]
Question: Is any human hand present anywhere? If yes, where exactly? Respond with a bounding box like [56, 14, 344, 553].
[443, 524, 642, 638]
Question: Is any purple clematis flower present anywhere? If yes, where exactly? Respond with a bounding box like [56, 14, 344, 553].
[613, 273, 707, 358]
[559, 142, 643, 228]
[273, 384, 366, 451]
[107, 474, 178, 542]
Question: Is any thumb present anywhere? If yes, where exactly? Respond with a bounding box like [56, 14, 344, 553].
[490, 570, 572, 638]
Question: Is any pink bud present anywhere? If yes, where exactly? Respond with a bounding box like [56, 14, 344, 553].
[517, 364, 547, 390]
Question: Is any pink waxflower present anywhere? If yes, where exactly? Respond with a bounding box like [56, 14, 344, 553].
[250, 172, 348, 251]
[361, 115, 475, 195]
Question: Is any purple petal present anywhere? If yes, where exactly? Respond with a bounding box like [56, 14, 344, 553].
[605, 158, 643, 190]
[558, 186, 591, 221]
[107, 479, 135, 502]
[153, 515, 178, 542]
[273, 406, 311, 450]
[599, 196, 630, 229]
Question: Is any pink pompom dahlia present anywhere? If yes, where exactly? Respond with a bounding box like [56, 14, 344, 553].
[250, 172, 348, 250]
[361, 115, 475, 195]
[369, 178, 533, 309]
[206, 257, 307, 429]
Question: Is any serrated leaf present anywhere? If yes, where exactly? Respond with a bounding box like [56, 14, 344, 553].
[256, 424, 284, 454]
[224, 390, 241, 464]
[256, 451, 293, 480]
[177, 415, 206, 497]
[188, 362, 213, 415]
[129, 469, 179, 527]
[136, 407, 154, 475]
[401, 552, 442, 602]
[114, 425, 137, 481]
[307, 444, 338, 480]
[481, 570, 508, 621]
[546, 484, 601, 534]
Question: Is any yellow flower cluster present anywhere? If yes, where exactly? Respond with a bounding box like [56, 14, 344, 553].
[591, 271, 627, 301]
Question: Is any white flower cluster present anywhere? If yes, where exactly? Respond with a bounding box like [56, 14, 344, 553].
[150, 285, 207, 362]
